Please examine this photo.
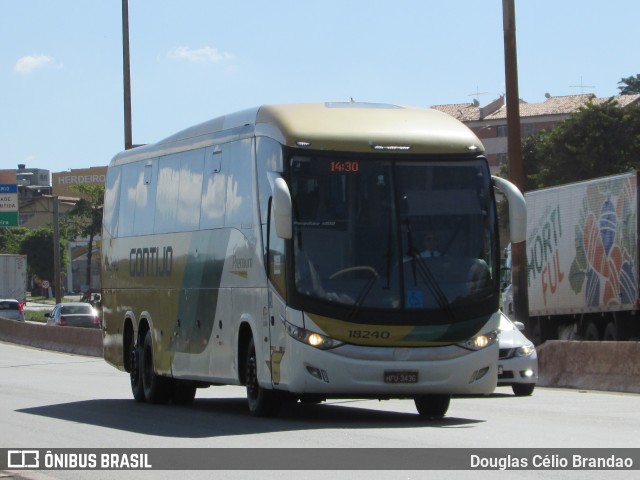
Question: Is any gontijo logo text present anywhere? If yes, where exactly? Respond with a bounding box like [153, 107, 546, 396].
[129, 246, 173, 277]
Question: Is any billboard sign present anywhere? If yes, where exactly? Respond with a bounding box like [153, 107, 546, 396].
[0, 170, 18, 227]
[52, 167, 107, 198]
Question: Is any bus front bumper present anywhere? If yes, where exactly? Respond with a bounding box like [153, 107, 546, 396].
[273, 340, 498, 397]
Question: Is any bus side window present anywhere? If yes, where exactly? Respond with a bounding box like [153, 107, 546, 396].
[200, 146, 226, 230]
[103, 166, 121, 236]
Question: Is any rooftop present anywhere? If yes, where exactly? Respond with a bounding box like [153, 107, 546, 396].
[431, 94, 640, 122]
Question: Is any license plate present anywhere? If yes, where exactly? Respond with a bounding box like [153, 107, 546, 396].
[384, 371, 418, 383]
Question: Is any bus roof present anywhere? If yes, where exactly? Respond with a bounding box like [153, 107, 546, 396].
[111, 102, 483, 165]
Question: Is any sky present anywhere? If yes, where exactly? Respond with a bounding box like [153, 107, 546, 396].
[1, 0, 638, 174]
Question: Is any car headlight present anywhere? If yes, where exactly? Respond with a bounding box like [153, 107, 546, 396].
[285, 322, 343, 350]
[516, 343, 535, 357]
[457, 330, 498, 351]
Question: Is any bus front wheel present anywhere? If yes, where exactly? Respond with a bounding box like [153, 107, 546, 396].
[172, 381, 197, 405]
[414, 394, 450, 419]
[245, 337, 281, 417]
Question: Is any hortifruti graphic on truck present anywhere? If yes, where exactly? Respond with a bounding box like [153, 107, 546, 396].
[526, 173, 638, 315]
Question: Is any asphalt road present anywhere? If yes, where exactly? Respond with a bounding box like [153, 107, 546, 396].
[1, 342, 638, 480]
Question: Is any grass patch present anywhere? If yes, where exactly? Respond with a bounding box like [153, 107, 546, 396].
[26, 310, 49, 323]
[27, 296, 58, 305]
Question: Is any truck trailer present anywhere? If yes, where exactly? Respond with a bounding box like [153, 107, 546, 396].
[0, 254, 28, 303]
[506, 172, 640, 343]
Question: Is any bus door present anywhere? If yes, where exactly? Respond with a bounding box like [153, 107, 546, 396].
[266, 196, 289, 388]
[267, 288, 288, 387]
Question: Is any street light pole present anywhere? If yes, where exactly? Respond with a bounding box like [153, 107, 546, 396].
[122, 0, 133, 150]
[502, 0, 530, 328]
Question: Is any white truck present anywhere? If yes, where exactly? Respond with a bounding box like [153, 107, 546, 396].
[0, 254, 28, 303]
[506, 172, 640, 343]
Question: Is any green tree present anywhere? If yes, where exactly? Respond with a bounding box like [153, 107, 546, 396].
[535, 100, 640, 188]
[0, 227, 28, 254]
[65, 183, 104, 291]
[19, 227, 67, 292]
[618, 74, 640, 95]
[501, 99, 640, 191]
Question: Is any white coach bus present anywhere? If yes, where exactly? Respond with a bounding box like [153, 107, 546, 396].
[101, 102, 526, 418]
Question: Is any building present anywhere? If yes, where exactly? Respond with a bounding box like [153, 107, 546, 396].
[16, 164, 52, 202]
[11, 165, 107, 295]
[18, 195, 77, 229]
[432, 93, 640, 174]
[16, 164, 50, 187]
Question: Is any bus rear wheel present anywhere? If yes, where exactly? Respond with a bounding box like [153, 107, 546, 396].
[141, 330, 171, 404]
[245, 337, 281, 417]
[129, 344, 145, 402]
[414, 394, 451, 419]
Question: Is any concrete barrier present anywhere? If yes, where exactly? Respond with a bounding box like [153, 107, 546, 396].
[537, 340, 640, 394]
[1, 316, 639, 394]
[0, 316, 102, 357]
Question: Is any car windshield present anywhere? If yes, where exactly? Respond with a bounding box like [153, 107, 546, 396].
[290, 155, 497, 313]
[61, 305, 94, 315]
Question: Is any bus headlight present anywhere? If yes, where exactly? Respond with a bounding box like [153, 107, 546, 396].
[285, 323, 343, 350]
[457, 330, 498, 351]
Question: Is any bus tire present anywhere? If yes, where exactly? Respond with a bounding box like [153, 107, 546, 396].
[141, 330, 171, 404]
[172, 381, 197, 405]
[245, 337, 281, 417]
[129, 344, 145, 402]
[414, 394, 450, 419]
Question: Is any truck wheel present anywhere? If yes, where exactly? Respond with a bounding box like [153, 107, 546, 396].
[414, 394, 450, 419]
[512, 383, 535, 396]
[584, 322, 600, 341]
[141, 330, 171, 404]
[603, 322, 618, 341]
[245, 337, 281, 417]
[558, 324, 581, 340]
[129, 344, 145, 402]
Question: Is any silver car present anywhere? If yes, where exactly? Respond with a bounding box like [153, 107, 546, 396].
[46, 302, 102, 329]
[0, 299, 25, 322]
[498, 312, 538, 396]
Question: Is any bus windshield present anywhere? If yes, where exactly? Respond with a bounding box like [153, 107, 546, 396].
[289, 154, 497, 316]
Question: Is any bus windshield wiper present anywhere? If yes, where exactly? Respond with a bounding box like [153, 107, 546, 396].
[347, 220, 396, 320]
[404, 221, 456, 321]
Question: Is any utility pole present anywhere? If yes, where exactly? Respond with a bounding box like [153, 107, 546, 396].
[122, 0, 133, 150]
[502, 0, 530, 328]
[53, 197, 62, 303]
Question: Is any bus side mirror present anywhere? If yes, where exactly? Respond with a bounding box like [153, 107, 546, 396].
[273, 177, 292, 239]
[492, 175, 526, 244]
